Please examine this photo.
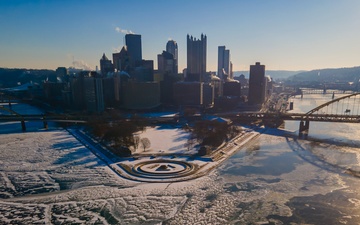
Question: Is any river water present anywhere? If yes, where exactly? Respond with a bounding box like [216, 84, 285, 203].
[216, 93, 360, 224]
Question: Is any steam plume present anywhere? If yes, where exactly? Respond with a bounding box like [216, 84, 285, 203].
[115, 27, 134, 34]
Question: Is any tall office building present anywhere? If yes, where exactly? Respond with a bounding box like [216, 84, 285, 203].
[186, 34, 207, 82]
[84, 76, 104, 113]
[166, 40, 178, 74]
[113, 46, 131, 72]
[103, 74, 120, 107]
[134, 60, 154, 82]
[217, 46, 230, 81]
[70, 72, 86, 110]
[56, 67, 67, 80]
[125, 34, 142, 67]
[248, 62, 266, 105]
[99, 53, 114, 76]
[157, 51, 176, 75]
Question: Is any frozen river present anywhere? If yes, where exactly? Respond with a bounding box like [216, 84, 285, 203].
[1, 95, 360, 224]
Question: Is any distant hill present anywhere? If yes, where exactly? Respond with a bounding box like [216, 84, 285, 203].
[233, 70, 305, 80]
[0, 68, 55, 88]
[288, 66, 360, 83]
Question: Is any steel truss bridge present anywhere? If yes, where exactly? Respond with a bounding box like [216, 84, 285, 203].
[1, 93, 360, 134]
[299, 88, 354, 95]
[219, 93, 360, 136]
[230, 112, 360, 123]
[295, 88, 355, 96]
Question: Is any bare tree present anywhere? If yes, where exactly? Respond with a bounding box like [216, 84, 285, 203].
[140, 138, 151, 152]
[133, 135, 140, 150]
[184, 137, 195, 151]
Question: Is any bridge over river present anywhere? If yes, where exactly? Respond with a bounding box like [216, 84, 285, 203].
[218, 93, 360, 136]
[1, 93, 360, 135]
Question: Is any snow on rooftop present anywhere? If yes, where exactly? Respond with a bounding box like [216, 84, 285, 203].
[139, 112, 179, 118]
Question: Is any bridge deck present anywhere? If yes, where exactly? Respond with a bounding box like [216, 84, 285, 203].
[219, 112, 360, 123]
[0, 112, 359, 123]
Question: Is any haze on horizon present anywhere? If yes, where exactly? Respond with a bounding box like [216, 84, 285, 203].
[1, 0, 360, 72]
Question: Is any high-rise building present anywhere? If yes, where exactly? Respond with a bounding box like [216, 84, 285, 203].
[70, 72, 86, 110]
[133, 60, 154, 82]
[125, 34, 142, 67]
[217, 46, 230, 81]
[223, 80, 241, 97]
[186, 34, 207, 82]
[103, 74, 120, 107]
[173, 82, 214, 106]
[166, 40, 178, 74]
[122, 82, 160, 109]
[157, 51, 176, 75]
[56, 67, 67, 82]
[248, 62, 266, 105]
[70, 71, 105, 112]
[173, 82, 204, 106]
[100, 53, 114, 76]
[83, 72, 104, 113]
[113, 46, 131, 72]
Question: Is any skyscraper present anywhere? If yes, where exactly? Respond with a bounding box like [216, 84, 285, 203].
[99, 53, 114, 76]
[125, 34, 142, 67]
[186, 34, 207, 82]
[56, 67, 67, 82]
[112, 46, 131, 72]
[217, 46, 230, 81]
[166, 40, 178, 74]
[157, 51, 176, 75]
[84, 76, 104, 113]
[248, 62, 266, 105]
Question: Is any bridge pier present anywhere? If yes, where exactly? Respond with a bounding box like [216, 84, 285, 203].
[289, 102, 294, 110]
[21, 120, 26, 132]
[299, 120, 310, 137]
[43, 121, 48, 129]
[43, 116, 48, 129]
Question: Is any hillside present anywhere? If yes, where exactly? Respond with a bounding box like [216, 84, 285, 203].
[288, 66, 360, 83]
[0, 68, 55, 88]
[234, 70, 305, 80]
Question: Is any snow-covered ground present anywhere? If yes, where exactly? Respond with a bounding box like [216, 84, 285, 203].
[133, 125, 196, 155]
[0, 129, 131, 198]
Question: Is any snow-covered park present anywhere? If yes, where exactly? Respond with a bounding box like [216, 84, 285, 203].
[133, 125, 197, 155]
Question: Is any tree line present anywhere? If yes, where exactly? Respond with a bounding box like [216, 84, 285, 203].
[87, 114, 151, 156]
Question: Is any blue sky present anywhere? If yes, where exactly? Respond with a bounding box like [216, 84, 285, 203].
[1, 0, 360, 72]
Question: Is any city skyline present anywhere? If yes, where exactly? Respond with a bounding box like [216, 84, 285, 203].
[1, 0, 360, 72]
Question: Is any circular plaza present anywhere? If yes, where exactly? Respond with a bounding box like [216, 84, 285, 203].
[132, 160, 195, 180]
[115, 158, 202, 182]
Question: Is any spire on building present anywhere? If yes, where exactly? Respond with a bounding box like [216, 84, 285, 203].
[101, 53, 109, 61]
